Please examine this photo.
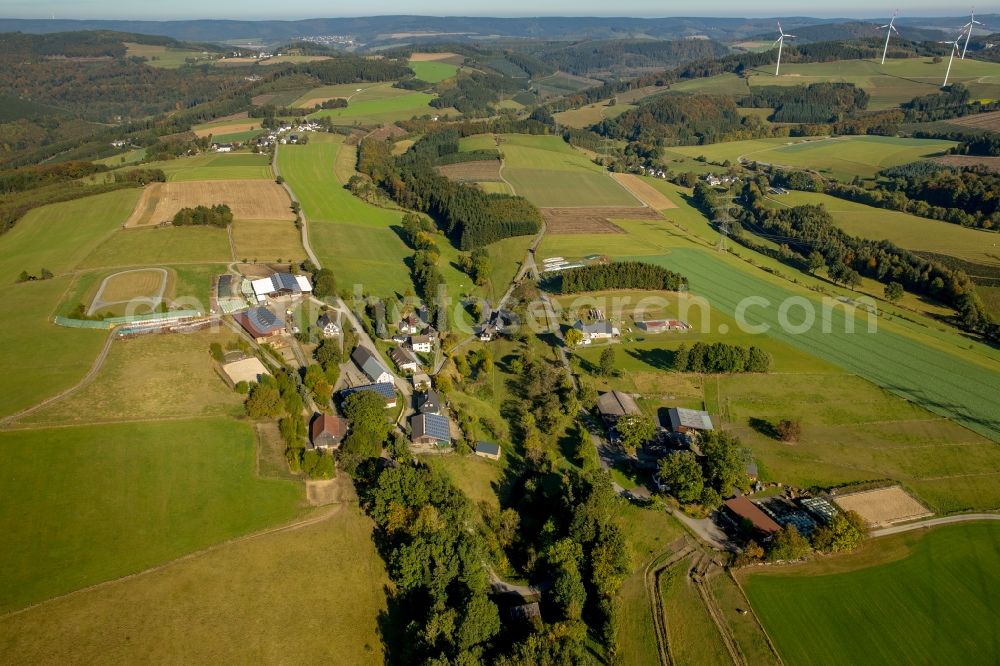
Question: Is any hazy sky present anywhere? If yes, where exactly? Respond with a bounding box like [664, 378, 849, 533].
[0, 1, 963, 20]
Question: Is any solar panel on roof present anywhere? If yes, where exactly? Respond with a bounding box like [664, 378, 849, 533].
[421, 413, 451, 440]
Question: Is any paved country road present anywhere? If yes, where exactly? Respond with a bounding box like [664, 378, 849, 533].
[871, 513, 1000, 538]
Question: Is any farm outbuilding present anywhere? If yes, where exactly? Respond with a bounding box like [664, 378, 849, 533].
[636, 319, 690, 333]
[390, 346, 420, 374]
[340, 382, 397, 409]
[352, 346, 394, 384]
[233, 307, 285, 342]
[597, 391, 641, 423]
[411, 412, 451, 447]
[666, 407, 713, 434]
[310, 413, 347, 450]
[251, 272, 312, 303]
[724, 496, 781, 537]
[474, 441, 502, 461]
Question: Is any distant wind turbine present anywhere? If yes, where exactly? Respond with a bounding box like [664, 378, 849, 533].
[940, 31, 965, 88]
[961, 8, 983, 59]
[773, 22, 795, 76]
[878, 11, 899, 65]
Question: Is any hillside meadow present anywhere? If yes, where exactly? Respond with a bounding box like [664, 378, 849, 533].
[0, 418, 304, 612]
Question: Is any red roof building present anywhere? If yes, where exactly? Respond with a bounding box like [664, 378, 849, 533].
[724, 496, 781, 536]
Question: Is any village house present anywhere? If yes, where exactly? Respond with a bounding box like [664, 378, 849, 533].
[410, 335, 433, 354]
[390, 346, 420, 374]
[213, 143, 233, 153]
[416, 388, 443, 415]
[317, 313, 340, 338]
[398, 313, 423, 335]
[352, 347, 394, 384]
[474, 441, 502, 461]
[573, 319, 620, 344]
[310, 413, 347, 450]
[233, 307, 285, 343]
[666, 407, 713, 434]
[410, 412, 451, 447]
[340, 382, 397, 409]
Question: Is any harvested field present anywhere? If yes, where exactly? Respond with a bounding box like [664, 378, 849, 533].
[125, 180, 294, 228]
[612, 173, 678, 210]
[192, 121, 261, 138]
[436, 160, 503, 182]
[540, 207, 665, 234]
[833, 486, 933, 527]
[931, 155, 1000, 172]
[945, 109, 1000, 131]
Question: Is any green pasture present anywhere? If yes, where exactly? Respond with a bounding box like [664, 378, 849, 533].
[744, 522, 1000, 666]
[660, 555, 731, 666]
[458, 134, 500, 152]
[553, 102, 635, 129]
[79, 226, 233, 269]
[308, 92, 441, 125]
[0, 419, 303, 612]
[0, 189, 141, 283]
[231, 218, 306, 263]
[277, 135, 411, 294]
[0, 190, 141, 419]
[668, 73, 751, 97]
[138, 153, 273, 182]
[94, 147, 147, 167]
[409, 59, 459, 83]
[212, 129, 262, 144]
[124, 42, 210, 69]
[666, 135, 956, 180]
[767, 190, 1000, 267]
[291, 82, 404, 107]
[499, 133, 604, 171]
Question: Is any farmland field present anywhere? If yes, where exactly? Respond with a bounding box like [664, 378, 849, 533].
[21, 330, 244, 425]
[437, 160, 503, 182]
[498, 134, 640, 207]
[554, 101, 634, 128]
[659, 555, 731, 666]
[124, 42, 211, 68]
[744, 57, 1000, 110]
[408, 59, 459, 83]
[309, 92, 442, 125]
[292, 81, 404, 108]
[743, 522, 1000, 666]
[665, 135, 956, 180]
[125, 179, 293, 227]
[766, 190, 1000, 267]
[79, 226, 233, 268]
[0, 418, 303, 612]
[0, 489, 386, 664]
[89, 268, 168, 311]
[276, 134, 411, 294]
[231, 219, 306, 262]
[118, 153, 273, 182]
[192, 120, 261, 138]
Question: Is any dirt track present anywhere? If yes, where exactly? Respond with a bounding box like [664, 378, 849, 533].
[612, 173, 678, 210]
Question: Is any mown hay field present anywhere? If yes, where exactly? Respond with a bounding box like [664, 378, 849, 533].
[231, 219, 306, 263]
[139, 153, 273, 182]
[308, 92, 444, 125]
[742, 522, 1000, 666]
[408, 59, 459, 83]
[0, 418, 303, 612]
[125, 179, 293, 227]
[94, 268, 167, 303]
[79, 226, 232, 268]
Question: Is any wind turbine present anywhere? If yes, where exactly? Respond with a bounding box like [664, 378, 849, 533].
[878, 11, 899, 65]
[940, 31, 965, 88]
[961, 8, 983, 59]
[773, 22, 795, 76]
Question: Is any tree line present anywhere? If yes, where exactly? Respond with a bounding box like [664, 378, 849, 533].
[171, 204, 233, 227]
[560, 261, 688, 293]
[673, 342, 771, 373]
[739, 178, 997, 340]
[357, 130, 542, 250]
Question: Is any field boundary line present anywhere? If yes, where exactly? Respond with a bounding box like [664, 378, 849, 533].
[644, 540, 693, 666]
[693, 560, 745, 666]
[0, 504, 340, 620]
[871, 513, 1000, 537]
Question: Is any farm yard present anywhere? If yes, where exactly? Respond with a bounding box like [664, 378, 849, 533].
[743, 522, 1000, 666]
[766, 190, 1000, 268]
[124, 179, 294, 227]
[665, 135, 957, 181]
[0, 419, 303, 613]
